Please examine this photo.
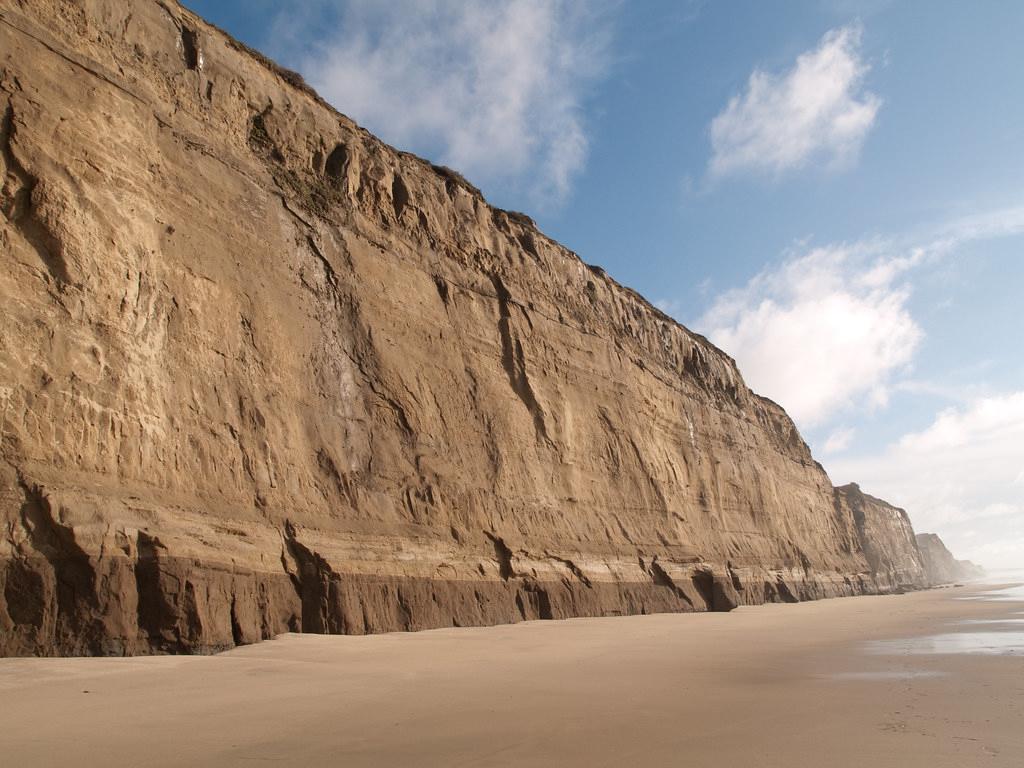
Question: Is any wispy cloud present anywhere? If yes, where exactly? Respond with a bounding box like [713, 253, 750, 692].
[822, 426, 856, 454]
[285, 0, 615, 205]
[708, 24, 881, 178]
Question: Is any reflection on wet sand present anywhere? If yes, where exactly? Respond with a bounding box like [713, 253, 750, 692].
[956, 583, 1024, 601]
[870, 581, 1024, 656]
[957, 619, 1024, 626]
[867, 632, 1024, 656]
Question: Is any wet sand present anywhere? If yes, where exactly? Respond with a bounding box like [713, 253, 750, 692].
[2, 583, 1022, 767]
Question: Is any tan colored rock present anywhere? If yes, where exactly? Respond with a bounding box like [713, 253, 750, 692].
[915, 533, 984, 585]
[833, 483, 927, 592]
[0, 0, 947, 656]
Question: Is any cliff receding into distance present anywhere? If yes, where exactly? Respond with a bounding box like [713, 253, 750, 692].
[0, 0, 979, 656]
[915, 534, 985, 585]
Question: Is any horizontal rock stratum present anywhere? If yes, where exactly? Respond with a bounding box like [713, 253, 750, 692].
[0, 0, 971, 656]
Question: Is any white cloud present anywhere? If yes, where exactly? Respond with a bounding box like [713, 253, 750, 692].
[827, 392, 1024, 569]
[696, 202, 1024, 430]
[698, 243, 923, 426]
[822, 426, 855, 454]
[291, 0, 614, 204]
[709, 24, 881, 178]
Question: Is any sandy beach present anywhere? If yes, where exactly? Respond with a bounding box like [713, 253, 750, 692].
[2, 583, 1021, 768]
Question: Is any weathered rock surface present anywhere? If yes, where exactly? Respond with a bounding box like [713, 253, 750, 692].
[916, 534, 985, 585]
[834, 483, 928, 592]
[0, 0, 962, 656]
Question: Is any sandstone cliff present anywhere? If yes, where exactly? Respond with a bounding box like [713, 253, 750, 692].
[0, 0, 941, 656]
[833, 484, 927, 592]
[916, 534, 984, 585]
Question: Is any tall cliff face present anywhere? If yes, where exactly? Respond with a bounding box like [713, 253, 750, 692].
[834, 484, 927, 592]
[0, 0, 920, 656]
[916, 534, 984, 585]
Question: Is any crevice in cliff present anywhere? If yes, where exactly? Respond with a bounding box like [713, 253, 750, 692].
[485, 531, 514, 580]
[489, 273, 551, 446]
[690, 569, 717, 610]
[642, 556, 694, 608]
[247, 107, 281, 161]
[340, 345, 415, 441]
[517, 231, 538, 258]
[324, 142, 348, 181]
[1, 102, 71, 286]
[305, 235, 338, 291]
[131, 530, 206, 653]
[316, 448, 360, 510]
[544, 553, 593, 588]
[179, 26, 200, 70]
[391, 173, 409, 220]
[3, 557, 45, 628]
[522, 583, 554, 620]
[229, 595, 244, 646]
[15, 474, 102, 650]
[727, 562, 743, 592]
[283, 521, 344, 633]
[774, 577, 799, 604]
[434, 275, 451, 308]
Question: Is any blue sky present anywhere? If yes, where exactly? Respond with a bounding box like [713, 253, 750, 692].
[187, 0, 1023, 569]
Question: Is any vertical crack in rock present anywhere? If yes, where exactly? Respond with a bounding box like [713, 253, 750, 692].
[391, 173, 409, 220]
[283, 521, 344, 633]
[727, 561, 743, 592]
[15, 475, 101, 652]
[134, 530, 203, 652]
[4, 557, 46, 628]
[316, 448, 360, 510]
[433, 275, 450, 308]
[690, 568, 717, 610]
[324, 142, 348, 180]
[0, 102, 70, 285]
[517, 231, 538, 258]
[490, 273, 551, 446]
[133, 530, 167, 644]
[305, 235, 338, 291]
[485, 531, 514, 580]
[526, 584, 554, 620]
[229, 594, 244, 646]
[179, 26, 200, 70]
